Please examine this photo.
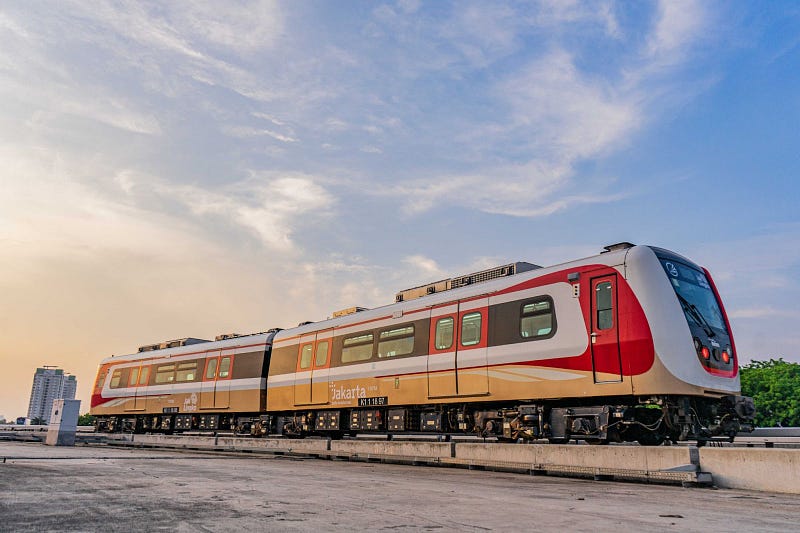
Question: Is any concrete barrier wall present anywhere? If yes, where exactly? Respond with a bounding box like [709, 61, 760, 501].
[331, 440, 453, 458]
[102, 434, 800, 494]
[699, 448, 800, 494]
[215, 437, 330, 452]
[455, 443, 693, 471]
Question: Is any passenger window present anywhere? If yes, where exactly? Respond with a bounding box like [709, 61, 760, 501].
[378, 326, 414, 358]
[219, 357, 231, 378]
[155, 364, 176, 384]
[342, 333, 374, 363]
[461, 312, 482, 346]
[139, 366, 150, 386]
[205, 359, 218, 380]
[521, 299, 554, 338]
[110, 369, 123, 388]
[128, 367, 140, 387]
[176, 362, 197, 382]
[596, 282, 613, 330]
[315, 341, 329, 367]
[435, 317, 454, 350]
[299, 344, 313, 369]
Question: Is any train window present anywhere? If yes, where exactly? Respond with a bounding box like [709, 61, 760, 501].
[315, 341, 329, 367]
[128, 367, 140, 387]
[342, 333, 374, 363]
[378, 325, 414, 358]
[521, 299, 554, 338]
[461, 312, 482, 346]
[435, 317, 454, 350]
[155, 364, 176, 384]
[94, 371, 106, 393]
[176, 362, 197, 382]
[109, 369, 123, 388]
[219, 357, 231, 378]
[596, 282, 613, 330]
[299, 344, 313, 369]
[205, 359, 218, 380]
[139, 366, 150, 385]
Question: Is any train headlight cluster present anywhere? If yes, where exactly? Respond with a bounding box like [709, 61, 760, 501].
[695, 338, 732, 365]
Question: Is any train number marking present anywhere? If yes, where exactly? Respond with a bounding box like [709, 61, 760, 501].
[358, 396, 388, 407]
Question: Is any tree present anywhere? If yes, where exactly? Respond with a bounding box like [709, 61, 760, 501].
[78, 413, 95, 427]
[739, 359, 800, 427]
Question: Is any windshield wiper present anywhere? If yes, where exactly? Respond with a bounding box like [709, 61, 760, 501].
[676, 293, 716, 338]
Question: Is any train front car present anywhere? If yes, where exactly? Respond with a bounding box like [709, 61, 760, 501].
[625, 245, 755, 444]
[264, 243, 754, 446]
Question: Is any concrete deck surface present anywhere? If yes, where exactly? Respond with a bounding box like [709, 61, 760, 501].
[1, 441, 797, 532]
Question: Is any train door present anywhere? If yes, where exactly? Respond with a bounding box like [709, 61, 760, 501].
[293, 333, 316, 405]
[427, 299, 490, 397]
[310, 330, 332, 405]
[427, 304, 458, 398]
[590, 275, 623, 383]
[133, 365, 149, 410]
[294, 331, 332, 406]
[125, 365, 146, 412]
[201, 352, 234, 409]
[455, 298, 490, 396]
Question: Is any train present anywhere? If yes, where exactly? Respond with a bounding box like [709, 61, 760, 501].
[90, 243, 755, 445]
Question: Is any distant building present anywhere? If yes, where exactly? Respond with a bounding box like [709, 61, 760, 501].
[27, 367, 77, 424]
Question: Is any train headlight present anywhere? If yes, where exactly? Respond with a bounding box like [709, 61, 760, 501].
[701, 346, 711, 360]
[721, 350, 730, 364]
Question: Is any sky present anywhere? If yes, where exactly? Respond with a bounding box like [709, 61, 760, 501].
[1, 1, 799, 420]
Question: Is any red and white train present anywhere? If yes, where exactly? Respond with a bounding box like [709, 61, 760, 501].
[91, 243, 755, 445]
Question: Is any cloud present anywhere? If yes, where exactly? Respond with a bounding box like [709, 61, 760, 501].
[646, 0, 705, 63]
[403, 255, 443, 278]
[368, 1, 712, 218]
[222, 125, 298, 142]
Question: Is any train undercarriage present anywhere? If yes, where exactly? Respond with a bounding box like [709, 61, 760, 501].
[95, 394, 755, 446]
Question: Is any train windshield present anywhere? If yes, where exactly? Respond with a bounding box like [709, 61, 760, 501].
[660, 259, 728, 335]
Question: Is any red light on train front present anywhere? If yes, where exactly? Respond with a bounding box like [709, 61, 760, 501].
[701, 347, 711, 360]
[721, 351, 730, 364]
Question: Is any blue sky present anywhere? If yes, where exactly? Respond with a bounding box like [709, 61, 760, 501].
[1, 1, 798, 418]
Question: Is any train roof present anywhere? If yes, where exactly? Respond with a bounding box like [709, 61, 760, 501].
[98, 330, 279, 365]
[99, 243, 698, 360]
[273, 243, 648, 341]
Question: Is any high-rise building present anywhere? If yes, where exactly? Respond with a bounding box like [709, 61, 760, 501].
[27, 367, 77, 423]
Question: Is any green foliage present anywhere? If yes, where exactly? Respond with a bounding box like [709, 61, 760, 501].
[78, 413, 95, 426]
[740, 359, 800, 427]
